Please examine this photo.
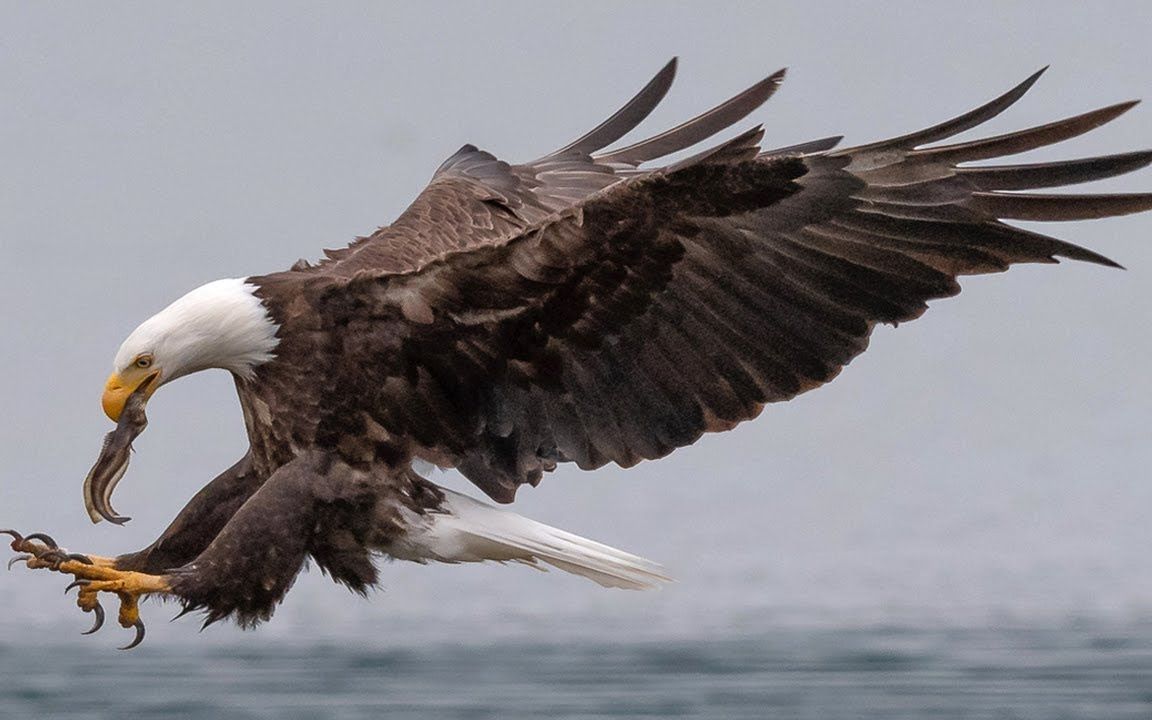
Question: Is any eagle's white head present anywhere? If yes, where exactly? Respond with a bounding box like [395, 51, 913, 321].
[102, 278, 280, 421]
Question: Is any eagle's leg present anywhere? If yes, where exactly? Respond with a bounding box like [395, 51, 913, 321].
[162, 452, 388, 627]
[1, 455, 264, 647]
[4, 454, 261, 579]
[3, 453, 404, 637]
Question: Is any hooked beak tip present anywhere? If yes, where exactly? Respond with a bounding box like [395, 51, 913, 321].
[102, 371, 158, 422]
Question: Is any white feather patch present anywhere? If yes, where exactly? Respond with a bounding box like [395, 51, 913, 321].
[387, 487, 671, 590]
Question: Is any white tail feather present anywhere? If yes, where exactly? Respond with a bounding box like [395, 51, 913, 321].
[387, 488, 671, 590]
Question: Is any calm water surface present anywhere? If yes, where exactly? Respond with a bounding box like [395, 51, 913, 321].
[3, 623, 1151, 719]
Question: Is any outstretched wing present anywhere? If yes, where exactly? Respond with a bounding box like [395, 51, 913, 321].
[294, 67, 1151, 503]
[302, 58, 799, 276]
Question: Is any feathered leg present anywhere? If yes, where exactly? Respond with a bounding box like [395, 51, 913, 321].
[2, 455, 265, 648]
[6, 453, 435, 645]
[165, 452, 385, 627]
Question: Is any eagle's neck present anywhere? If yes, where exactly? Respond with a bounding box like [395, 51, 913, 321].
[117, 278, 280, 382]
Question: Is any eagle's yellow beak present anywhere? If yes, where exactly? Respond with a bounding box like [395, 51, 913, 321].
[102, 369, 160, 422]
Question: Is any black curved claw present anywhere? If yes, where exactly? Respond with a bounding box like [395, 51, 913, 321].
[63, 553, 92, 565]
[64, 579, 90, 595]
[119, 619, 146, 650]
[1, 530, 25, 553]
[81, 601, 105, 635]
[7, 554, 31, 571]
[24, 533, 58, 549]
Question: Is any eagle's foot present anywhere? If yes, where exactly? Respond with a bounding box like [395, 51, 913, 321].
[3, 528, 165, 649]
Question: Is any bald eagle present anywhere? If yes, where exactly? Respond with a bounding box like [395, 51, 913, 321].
[6, 59, 1151, 649]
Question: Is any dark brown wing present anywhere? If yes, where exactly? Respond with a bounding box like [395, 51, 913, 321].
[298, 59, 795, 276]
[300, 69, 1152, 503]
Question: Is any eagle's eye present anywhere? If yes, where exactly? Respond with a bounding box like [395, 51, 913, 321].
[134, 355, 153, 370]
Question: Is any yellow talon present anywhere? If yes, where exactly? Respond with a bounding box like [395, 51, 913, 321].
[4, 531, 169, 648]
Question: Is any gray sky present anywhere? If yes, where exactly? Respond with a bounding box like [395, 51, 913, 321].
[1, 1, 1150, 647]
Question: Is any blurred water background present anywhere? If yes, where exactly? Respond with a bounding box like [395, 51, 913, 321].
[2, 2, 1151, 717]
[4, 624, 1152, 719]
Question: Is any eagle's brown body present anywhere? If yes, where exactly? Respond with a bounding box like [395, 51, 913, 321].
[14, 60, 1152, 633]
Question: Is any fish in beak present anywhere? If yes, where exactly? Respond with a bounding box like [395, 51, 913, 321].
[83, 374, 155, 524]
